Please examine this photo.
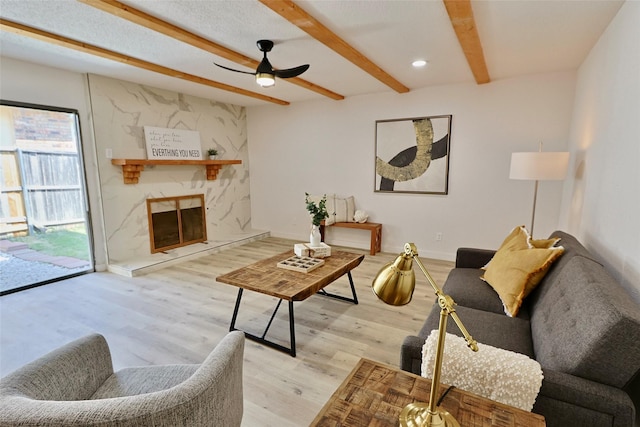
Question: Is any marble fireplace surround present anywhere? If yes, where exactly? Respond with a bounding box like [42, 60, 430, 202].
[88, 75, 268, 277]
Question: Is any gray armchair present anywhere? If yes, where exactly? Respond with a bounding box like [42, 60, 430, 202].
[0, 331, 245, 426]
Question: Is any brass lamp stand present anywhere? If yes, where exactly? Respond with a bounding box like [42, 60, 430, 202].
[372, 243, 478, 427]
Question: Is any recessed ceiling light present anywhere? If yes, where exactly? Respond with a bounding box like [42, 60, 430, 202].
[412, 59, 428, 68]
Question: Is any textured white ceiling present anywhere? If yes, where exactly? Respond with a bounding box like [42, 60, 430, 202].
[0, 0, 624, 107]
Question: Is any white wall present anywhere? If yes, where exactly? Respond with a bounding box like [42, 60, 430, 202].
[248, 72, 576, 260]
[560, 0, 640, 302]
[0, 57, 107, 270]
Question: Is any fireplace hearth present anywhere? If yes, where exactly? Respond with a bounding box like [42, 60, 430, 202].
[147, 194, 206, 253]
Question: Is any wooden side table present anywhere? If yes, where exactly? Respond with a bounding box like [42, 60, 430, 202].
[319, 221, 382, 255]
[310, 358, 545, 427]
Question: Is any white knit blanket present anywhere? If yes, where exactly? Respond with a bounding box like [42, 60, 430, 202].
[421, 330, 543, 411]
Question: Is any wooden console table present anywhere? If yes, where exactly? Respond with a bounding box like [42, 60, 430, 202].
[320, 220, 382, 255]
[310, 358, 545, 426]
[111, 159, 241, 184]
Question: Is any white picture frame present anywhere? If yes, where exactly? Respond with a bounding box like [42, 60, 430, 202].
[144, 126, 202, 160]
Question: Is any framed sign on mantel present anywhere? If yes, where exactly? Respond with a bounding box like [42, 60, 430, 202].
[374, 115, 452, 195]
[143, 126, 202, 160]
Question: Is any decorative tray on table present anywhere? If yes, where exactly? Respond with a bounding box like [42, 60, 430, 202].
[277, 256, 325, 273]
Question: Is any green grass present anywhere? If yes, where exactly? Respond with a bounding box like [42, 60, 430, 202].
[10, 224, 91, 261]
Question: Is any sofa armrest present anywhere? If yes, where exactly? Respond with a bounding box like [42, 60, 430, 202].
[0, 334, 114, 401]
[400, 343, 636, 427]
[534, 369, 635, 427]
[455, 248, 495, 269]
[400, 335, 424, 375]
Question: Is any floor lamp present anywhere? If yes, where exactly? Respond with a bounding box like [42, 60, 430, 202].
[509, 144, 569, 236]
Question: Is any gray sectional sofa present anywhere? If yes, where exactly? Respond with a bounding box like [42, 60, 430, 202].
[401, 231, 640, 427]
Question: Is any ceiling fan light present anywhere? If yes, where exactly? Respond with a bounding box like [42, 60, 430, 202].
[256, 73, 275, 87]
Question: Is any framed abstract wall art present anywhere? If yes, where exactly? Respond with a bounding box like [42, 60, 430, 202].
[374, 115, 452, 194]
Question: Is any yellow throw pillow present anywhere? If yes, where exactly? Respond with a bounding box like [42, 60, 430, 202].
[530, 237, 561, 249]
[482, 225, 530, 270]
[499, 225, 531, 250]
[482, 245, 564, 317]
[493, 225, 561, 251]
[525, 236, 562, 295]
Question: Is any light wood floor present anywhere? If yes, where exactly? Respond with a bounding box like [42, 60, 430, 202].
[0, 237, 454, 426]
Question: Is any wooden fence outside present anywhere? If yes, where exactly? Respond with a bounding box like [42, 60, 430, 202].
[0, 148, 86, 235]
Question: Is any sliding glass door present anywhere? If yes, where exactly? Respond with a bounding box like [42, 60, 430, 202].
[0, 101, 94, 295]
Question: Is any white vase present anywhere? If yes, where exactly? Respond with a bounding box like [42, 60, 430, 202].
[310, 224, 321, 247]
[209, 155, 217, 160]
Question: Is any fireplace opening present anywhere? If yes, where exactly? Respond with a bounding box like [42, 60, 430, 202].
[147, 194, 206, 253]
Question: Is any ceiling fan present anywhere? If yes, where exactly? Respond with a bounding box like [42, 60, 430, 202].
[214, 40, 309, 88]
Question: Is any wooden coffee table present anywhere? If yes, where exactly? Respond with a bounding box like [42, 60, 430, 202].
[311, 358, 546, 426]
[216, 250, 364, 357]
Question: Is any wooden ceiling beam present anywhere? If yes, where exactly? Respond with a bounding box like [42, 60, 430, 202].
[259, 0, 409, 94]
[78, 0, 344, 100]
[0, 19, 290, 105]
[443, 0, 490, 84]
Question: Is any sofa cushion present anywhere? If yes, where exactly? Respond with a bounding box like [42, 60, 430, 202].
[526, 231, 602, 312]
[531, 256, 640, 388]
[549, 231, 600, 262]
[442, 268, 530, 319]
[419, 304, 535, 359]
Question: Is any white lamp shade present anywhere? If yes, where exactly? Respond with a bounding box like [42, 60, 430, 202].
[510, 152, 570, 181]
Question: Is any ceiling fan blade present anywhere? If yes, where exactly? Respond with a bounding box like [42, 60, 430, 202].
[274, 64, 309, 79]
[213, 62, 255, 75]
[215, 39, 309, 83]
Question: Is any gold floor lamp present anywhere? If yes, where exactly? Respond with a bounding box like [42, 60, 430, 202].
[372, 243, 478, 427]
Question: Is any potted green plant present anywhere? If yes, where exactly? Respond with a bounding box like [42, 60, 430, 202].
[207, 148, 218, 160]
[305, 192, 328, 246]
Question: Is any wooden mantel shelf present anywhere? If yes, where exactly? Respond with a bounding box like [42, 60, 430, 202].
[111, 159, 242, 184]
